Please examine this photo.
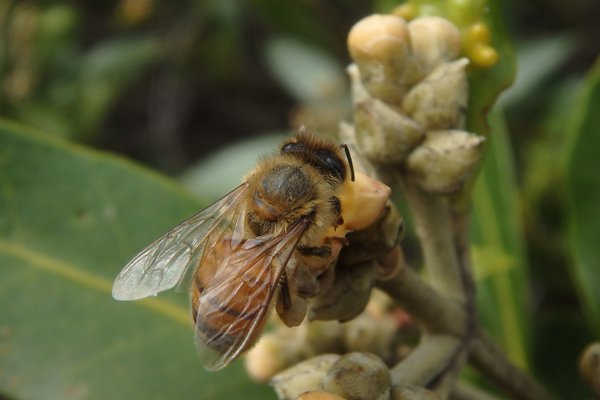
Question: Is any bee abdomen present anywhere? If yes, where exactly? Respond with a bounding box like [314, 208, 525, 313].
[191, 278, 267, 354]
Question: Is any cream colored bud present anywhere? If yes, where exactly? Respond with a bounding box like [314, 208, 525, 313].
[402, 58, 469, 130]
[348, 14, 423, 104]
[391, 385, 439, 400]
[579, 342, 600, 395]
[343, 312, 398, 363]
[408, 17, 461, 74]
[325, 171, 391, 239]
[405, 130, 485, 194]
[348, 64, 425, 164]
[348, 14, 411, 68]
[305, 320, 345, 355]
[245, 331, 305, 382]
[322, 353, 391, 400]
[296, 391, 346, 400]
[271, 354, 341, 400]
[355, 99, 425, 165]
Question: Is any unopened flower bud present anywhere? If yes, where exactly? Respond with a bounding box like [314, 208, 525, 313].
[343, 312, 398, 363]
[327, 171, 391, 238]
[348, 14, 423, 104]
[579, 342, 600, 395]
[405, 130, 485, 194]
[322, 353, 391, 400]
[408, 17, 462, 74]
[245, 329, 306, 382]
[464, 22, 499, 68]
[271, 354, 341, 400]
[296, 391, 346, 400]
[402, 58, 469, 130]
[348, 64, 425, 164]
[392, 385, 439, 400]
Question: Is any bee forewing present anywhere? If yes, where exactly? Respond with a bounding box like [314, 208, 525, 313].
[112, 183, 250, 300]
[193, 219, 311, 370]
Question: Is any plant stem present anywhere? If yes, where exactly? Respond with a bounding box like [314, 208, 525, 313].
[399, 177, 464, 297]
[377, 259, 556, 400]
[391, 334, 462, 386]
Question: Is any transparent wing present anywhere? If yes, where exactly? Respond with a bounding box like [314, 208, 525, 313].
[193, 219, 310, 371]
[112, 183, 250, 300]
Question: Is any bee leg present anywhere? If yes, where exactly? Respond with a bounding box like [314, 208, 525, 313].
[277, 271, 307, 327]
[297, 245, 332, 258]
[279, 272, 293, 311]
[329, 196, 344, 227]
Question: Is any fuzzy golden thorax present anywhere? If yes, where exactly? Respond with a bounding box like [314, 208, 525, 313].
[244, 155, 341, 247]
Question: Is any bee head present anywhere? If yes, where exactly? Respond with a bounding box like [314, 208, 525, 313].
[281, 134, 355, 183]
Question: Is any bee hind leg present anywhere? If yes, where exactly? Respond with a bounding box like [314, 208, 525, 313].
[279, 273, 293, 311]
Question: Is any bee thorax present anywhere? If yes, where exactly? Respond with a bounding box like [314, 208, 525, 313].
[251, 165, 316, 221]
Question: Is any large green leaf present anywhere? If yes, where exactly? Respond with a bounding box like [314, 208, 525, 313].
[565, 58, 600, 335]
[471, 108, 530, 370]
[0, 120, 273, 400]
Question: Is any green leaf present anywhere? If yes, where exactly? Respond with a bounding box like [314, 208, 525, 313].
[564, 58, 600, 335]
[0, 119, 274, 400]
[499, 34, 578, 108]
[264, 37, 346, 103]
[180, 133, 283, 200]
[471, 108, 530, 370]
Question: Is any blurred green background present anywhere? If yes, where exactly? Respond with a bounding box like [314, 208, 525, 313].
[1, 0, 599, 399]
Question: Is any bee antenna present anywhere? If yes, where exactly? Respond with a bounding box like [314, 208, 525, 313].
[340, 144, 355, 182]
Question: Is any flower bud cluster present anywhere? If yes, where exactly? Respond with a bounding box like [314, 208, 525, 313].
[245, 290, 414, 384]
[270, 352, 391, 400]
[391, 1, 499, 69]
[348, 14, 485, 194]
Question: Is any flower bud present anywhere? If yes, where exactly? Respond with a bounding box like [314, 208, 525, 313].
[343, 312, 398, 363]
[405, 130, 485, 194]
[355, 99, 425, 165]
[347, 14, 423, 104]
[391, 385, 439, 400]
[579, 342, 600, 395]
[245, 330, 306, 382]
[327, 171, 391, 238]
[348, 64, 425, 165]
[407, 17, 462, 74]
[271, 354, 341, 400]
[402, 58, 469, 130]
[296, 391, 346, 400]
[321, 353, 391, 400]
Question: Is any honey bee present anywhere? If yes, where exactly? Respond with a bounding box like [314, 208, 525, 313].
[112, 133, 358, 371]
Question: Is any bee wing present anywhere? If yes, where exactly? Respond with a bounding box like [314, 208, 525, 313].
[194, 218, 310, 371]
[112, 183, 250, 300]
